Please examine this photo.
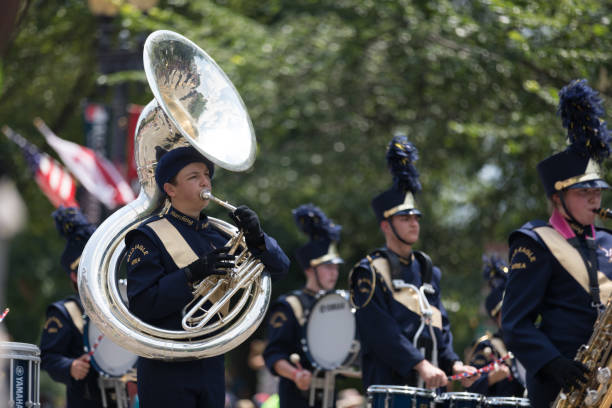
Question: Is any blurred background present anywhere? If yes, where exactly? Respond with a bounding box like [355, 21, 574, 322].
[0, 0, 611, 405]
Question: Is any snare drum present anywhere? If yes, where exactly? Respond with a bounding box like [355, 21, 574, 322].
[435, 392, 484, 408]
[0, 341, 41, 408]
[302, 290, 358, 370]
[368, 385, 437, 408]
[484, 397, 530, 407]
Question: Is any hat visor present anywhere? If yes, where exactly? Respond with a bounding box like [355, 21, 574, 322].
[393, 208, 422, 217]
[314, 257, 344, 266]
[566, 179, 610, 190]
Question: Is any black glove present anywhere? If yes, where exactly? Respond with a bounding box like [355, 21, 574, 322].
[185, 247, 235, 283]
[230, 205, 265, 249]
[538, 356, 589, 392]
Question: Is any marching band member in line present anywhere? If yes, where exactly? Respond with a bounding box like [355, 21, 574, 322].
[40, 207, 108, 408]
[263, 204, 343, 408]
[125, 146, 289, 408]
[466, 255, 525, 397]
[349, 134, 478, 392]
[502, 79, 612, 407]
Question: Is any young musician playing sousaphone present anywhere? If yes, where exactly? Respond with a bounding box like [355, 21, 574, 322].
[348, 134, 479, 392]
[125, 146, 289, 408]
[40, 207, 109, 408]
[465, 255, 526, 398]
[263, 204, 344, 408]
[502, 79, 612, 407]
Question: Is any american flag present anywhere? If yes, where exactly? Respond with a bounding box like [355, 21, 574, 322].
[2, 125, 79, 208]
[34, 118, 136, 209]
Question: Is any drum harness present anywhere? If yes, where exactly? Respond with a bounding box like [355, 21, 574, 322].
[372, 248, 438, 388]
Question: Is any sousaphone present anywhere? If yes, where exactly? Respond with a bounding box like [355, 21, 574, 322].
[78, 30, 271, 360]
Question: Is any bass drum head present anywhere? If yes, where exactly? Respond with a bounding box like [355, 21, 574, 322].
[84, 319, 138, 377]
[304, 291, 355, 370]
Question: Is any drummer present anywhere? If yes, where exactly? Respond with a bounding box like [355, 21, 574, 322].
[348, 134, 479, 391]
[263, 203, 344, 408]
[39, 207, 109, 408]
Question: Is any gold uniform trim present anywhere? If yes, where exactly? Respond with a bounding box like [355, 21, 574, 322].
[64, 300, 84, 335]
[148, 218, 198, 268]
[285, 295, 306, 326]
[554, 159, 603, 191]
[533, 226, 612, 302]
[370, 256, 442, 329]
[383, 192, 416, 219]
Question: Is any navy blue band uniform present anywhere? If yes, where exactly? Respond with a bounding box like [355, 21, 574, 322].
[263, 288, 321, 408]
[502, 221, 612, 406]
[126, 206, 289, 408]
[465, 332, 525, 397]
[40, 295, 106, 408]
[349, 248, 460, 390]
[501, 79, 612, 407]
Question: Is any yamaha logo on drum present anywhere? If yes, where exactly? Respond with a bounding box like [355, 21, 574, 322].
[14, 360, 26, 408]
[319, 302, 346, 313]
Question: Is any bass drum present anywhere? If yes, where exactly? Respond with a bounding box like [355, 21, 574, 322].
[302, 290, 359, 371]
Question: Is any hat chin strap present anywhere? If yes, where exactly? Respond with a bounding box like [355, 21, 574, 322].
[388, 216, 417, 247]
[559, 190, 588, 229]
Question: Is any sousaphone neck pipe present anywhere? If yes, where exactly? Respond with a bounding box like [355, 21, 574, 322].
[200, 189, 237, 212]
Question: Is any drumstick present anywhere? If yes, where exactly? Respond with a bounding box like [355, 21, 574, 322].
[290, 353, 303, 370]
[448, 352, 513, 381]
[87, 333, 105, 357]
[0, 308, 9, 323]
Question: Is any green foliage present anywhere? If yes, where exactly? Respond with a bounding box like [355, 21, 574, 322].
[1, 0, 612, 400]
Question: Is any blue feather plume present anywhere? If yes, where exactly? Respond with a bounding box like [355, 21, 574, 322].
[558, 79, 611, 162]
[482, 254, 509, 290]
[386, 134, 422, 193]
[292, 204, 341, 242]
[52, 206, 96, 241]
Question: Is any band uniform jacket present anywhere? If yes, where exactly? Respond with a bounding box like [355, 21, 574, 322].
[263, 288, 322, 408]
[502, 219, 612, 407]
[125, 206, 290, 408]
[40, 295, 105, 408]
[466, 331, 525, 397]
[349, 248, 460, 391]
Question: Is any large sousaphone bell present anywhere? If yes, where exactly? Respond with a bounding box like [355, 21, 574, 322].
[78, 30, 271, 360]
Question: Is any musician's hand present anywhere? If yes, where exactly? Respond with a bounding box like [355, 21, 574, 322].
[186, 247, 235, 283]
[415, 359, 448, 389]
[539, 356, 589, 392]
[452, 362, 480, 388]
[294, 369, 312, 391]
[230, 205, 265, 249]
[488, 364, 511, 385]
[70, 354, 91, 380]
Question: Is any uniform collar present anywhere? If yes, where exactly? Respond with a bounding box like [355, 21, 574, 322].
[385, 247, 415, 265]
[167, 206, 209, 231]
[549, 208, 595, 240]
[302, 287, 318, 297]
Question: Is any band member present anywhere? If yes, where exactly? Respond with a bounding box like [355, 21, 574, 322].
[466, 255, 525, 397]
[40, 207, 108, 408]
[349, 134, 478, 391]
[125, 145, 290, 408]
[263, 203, 343, 408]
[502, 79, 612, 407]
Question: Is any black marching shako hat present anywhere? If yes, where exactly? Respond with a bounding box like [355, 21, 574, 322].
[482, 254, 509, 319]
[293, 204, 343, 270]
[537, 79, 611, 197]
[371, 134, 422, 222]
[52, 206, 96, 275]
[155, 145, 215, 191]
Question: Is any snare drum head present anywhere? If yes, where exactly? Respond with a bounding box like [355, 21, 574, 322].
[84, 320, 138, 377]
[304, 291, 355, 370]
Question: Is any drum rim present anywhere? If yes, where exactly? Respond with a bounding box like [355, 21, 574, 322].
[302, 290, 356, 370]
[436, 391, 485, 401]
[485, 396, 530, 406]
[0, 341, 41, 360]
[367, 384, 437, 396]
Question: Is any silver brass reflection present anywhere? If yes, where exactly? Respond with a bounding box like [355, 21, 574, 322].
[78, 30, 270, 360]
